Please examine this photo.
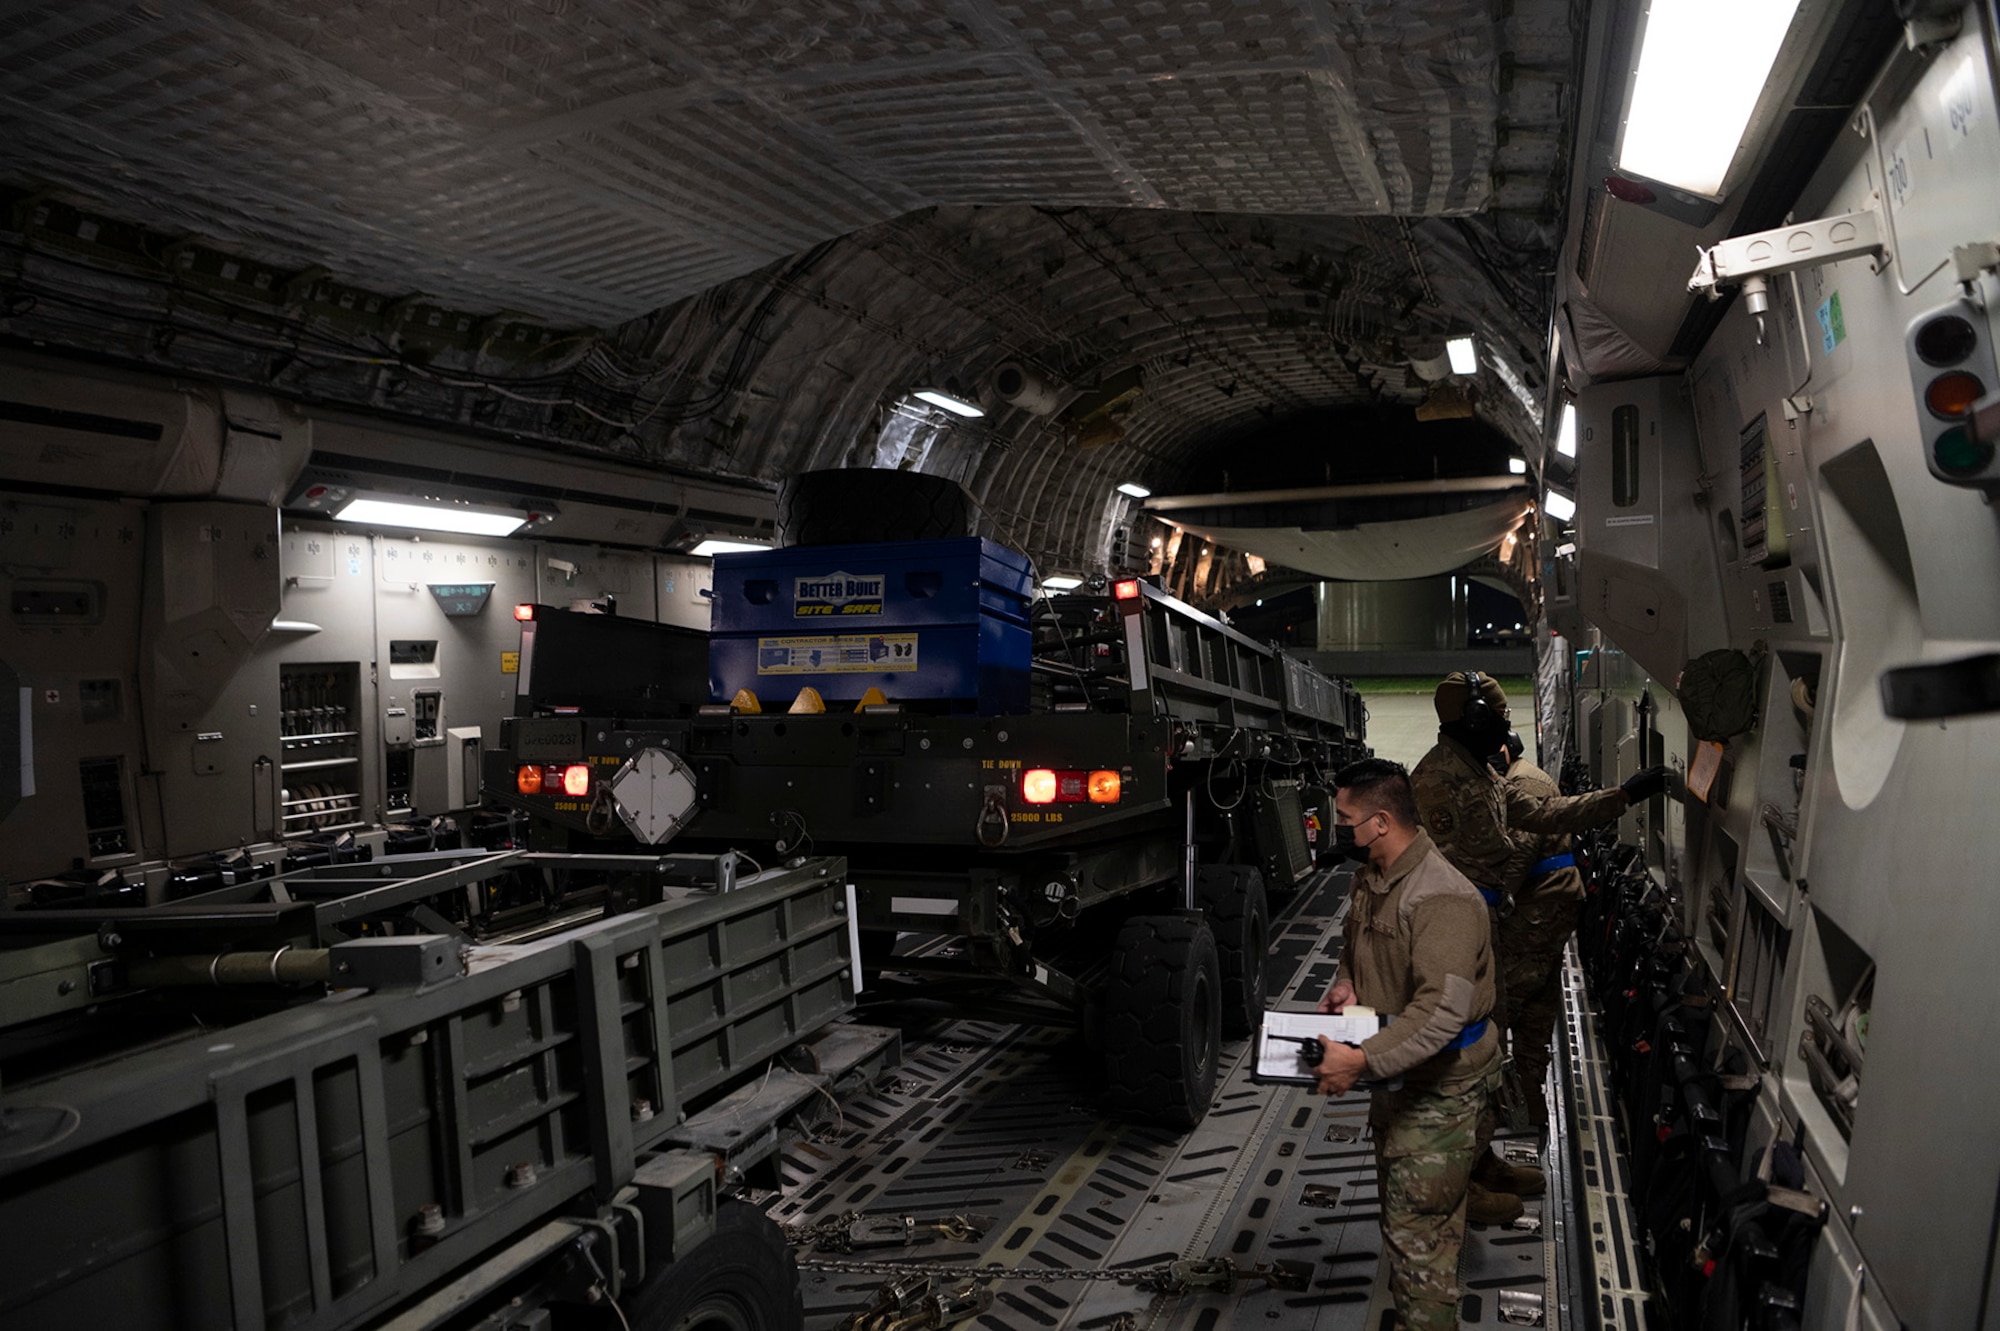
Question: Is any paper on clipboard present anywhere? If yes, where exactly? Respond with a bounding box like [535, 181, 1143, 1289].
[1254, 1008, 1384, 1083]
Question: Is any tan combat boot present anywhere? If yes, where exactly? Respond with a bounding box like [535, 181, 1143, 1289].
[1473, 1149, 1546, 1198]
[1466, 1180, 1524, 1225]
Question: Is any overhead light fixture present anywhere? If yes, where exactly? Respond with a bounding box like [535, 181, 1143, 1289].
[1617, 0, 1802, 198]
[1409, 346, 1455, 382]
[1556, 403, 1577, 458]
[336, 495, 528, 538]
[1508, 458, 1528, 475]
[913, 388, 985, 418]
[1117, 482, 1152, 499]
[1544, 489, 1577, 522]
[690, 538, 770, 557]
[1042, 575, 1083, 591]
[1446, 337, 1477, 375]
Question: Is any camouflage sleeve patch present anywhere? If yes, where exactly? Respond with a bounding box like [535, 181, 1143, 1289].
[1427, 806, 1456, 837]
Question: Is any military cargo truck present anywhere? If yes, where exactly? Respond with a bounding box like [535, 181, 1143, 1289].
[490, 491, 1367, 1126]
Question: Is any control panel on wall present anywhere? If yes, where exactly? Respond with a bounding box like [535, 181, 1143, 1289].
[381, 678, 442, 817]
[1738, 414, 1789, 569]
[78, 755, 132, 860]
[279, 663, 362, 837]
[412, 688, 442, 742]
[384, 744, 412, 813]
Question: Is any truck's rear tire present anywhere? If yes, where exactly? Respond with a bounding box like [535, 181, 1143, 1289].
[1099, 915, 1220, 1128]
[775, 469, 977, 547]
[1197, 866, 1270, 1039]
[626, 1199, 802, 1331]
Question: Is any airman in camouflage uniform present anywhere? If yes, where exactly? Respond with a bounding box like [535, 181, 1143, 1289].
[1312, 758, 1499, 1331]
[1409, 672, 1666, 1215]
[1496, 734, 1587, 1125]
[1409, 674, 1631, 904]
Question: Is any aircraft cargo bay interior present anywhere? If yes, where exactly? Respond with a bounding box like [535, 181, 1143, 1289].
[1, 2, 1998, 1329]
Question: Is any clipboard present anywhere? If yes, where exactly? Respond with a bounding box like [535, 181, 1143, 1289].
[1252, 1009, 1390, 1086]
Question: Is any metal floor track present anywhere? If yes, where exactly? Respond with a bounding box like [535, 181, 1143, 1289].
[1557, 949, 1657, 1331]
[771, 872, 1621, 1330]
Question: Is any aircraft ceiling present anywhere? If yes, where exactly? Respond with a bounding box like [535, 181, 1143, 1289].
[0, 0, 1580, 583]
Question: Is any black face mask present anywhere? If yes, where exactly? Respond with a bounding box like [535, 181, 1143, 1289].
[1445, 715, 1509, 751]
[1330, 819, 1378, 862]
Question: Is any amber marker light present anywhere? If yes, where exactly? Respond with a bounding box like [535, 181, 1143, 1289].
[561, 764, 591, 797]
[516, 765, 543, 795]
[1113, 579, 1141, 600]
[1926, 371, 1986, 420]
[514, 604, 536, 621]
[1088, 770, 1122, 803]
[1022, 769, 1058, 804]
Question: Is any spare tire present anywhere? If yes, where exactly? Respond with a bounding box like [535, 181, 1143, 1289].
[775, 468, 978, 547]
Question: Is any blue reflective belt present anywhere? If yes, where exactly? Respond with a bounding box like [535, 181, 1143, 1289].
[1477, 886, 1503, 907]
[1531, 853, 1576, 877]
[1445, 1018, 1490, 1050]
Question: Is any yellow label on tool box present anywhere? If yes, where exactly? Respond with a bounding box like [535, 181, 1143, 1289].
[756, 633, 918, 674]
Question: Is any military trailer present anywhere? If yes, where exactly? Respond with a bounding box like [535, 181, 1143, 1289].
[0, 850, 886, 1331]
[490, 510, 1367, 1126]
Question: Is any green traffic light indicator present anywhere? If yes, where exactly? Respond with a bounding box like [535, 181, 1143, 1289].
[1933, 425, 1994, 477]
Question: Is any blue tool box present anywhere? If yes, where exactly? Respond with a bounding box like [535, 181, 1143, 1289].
[708, 538, 1037, 714]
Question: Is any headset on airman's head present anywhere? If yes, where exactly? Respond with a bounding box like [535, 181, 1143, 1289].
[1460, 670, 1498, 729]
